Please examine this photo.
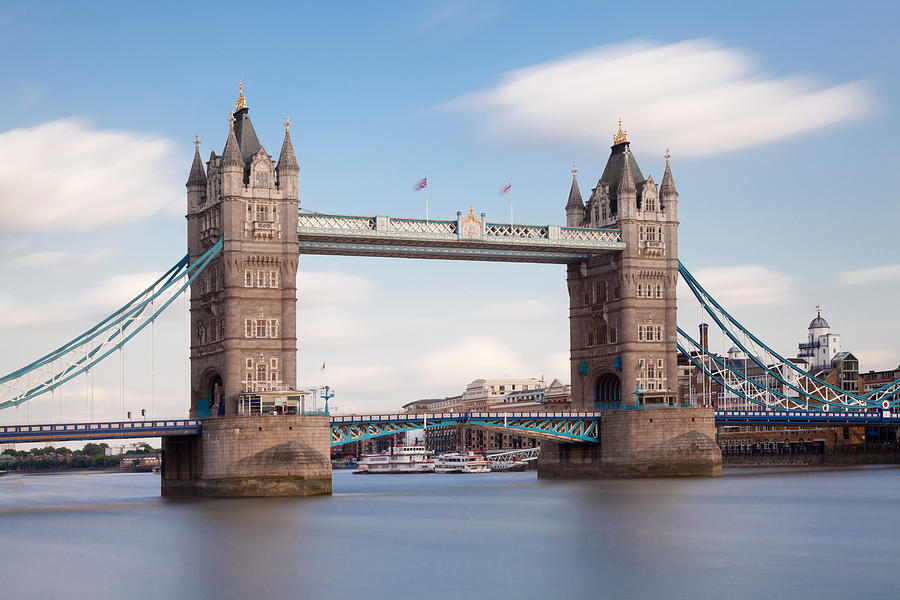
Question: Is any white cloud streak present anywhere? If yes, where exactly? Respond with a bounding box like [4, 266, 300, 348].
[0, 119, 182, 232]
[444, 39, 875, 157]
[679, 265, 795, 307]
[10, 248, 110, 269]
[835, 265, 900, 286]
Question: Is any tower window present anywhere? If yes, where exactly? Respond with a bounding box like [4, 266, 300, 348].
[269, 319, 279, 337]
[256, 319, 268, 338]
[638, 325, 644, 342]
[637, 283, 643, 298]
[270, 270, 279, 288]
[245, 270, 253, 287]
[244, 319, 253, 338]
[656, 284, 663, 298]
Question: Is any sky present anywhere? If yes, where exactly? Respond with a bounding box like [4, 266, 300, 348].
[1, 0, 898, 427]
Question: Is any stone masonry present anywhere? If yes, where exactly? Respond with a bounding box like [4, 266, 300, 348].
[537, 407, 722, 477]
[566, 124, 680, 409]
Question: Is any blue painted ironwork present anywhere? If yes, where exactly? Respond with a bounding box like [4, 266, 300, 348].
[679, 261, 900, 409]
[330, 412, 601, 446]
[0, 239, 224, 411]
[0, 419, 202, 444]
[297, 211, 624, 264]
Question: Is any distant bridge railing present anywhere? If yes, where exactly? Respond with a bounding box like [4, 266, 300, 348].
[0, 419, 202, 444]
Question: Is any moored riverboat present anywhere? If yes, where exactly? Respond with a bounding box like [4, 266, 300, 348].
[353, 445, 434, 474]
[434, 452, 491, 473]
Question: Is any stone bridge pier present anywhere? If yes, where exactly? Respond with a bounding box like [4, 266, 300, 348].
[537, 408, 722, 477]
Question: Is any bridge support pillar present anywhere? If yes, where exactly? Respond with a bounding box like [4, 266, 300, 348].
[161, 415, 332, 497]
[537, 407, 721, 478]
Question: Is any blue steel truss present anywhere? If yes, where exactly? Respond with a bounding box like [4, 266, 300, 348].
[0, 240, 223, 411]
[330, 412, 601, 446]
[678, 261, 900, 409]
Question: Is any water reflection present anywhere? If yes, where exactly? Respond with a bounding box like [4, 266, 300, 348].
[1, 467, 898, 599]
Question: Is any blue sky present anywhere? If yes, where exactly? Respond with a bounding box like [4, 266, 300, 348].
[1, 1, 898, 423]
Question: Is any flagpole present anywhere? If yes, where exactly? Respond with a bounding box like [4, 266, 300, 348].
[425, 176, 429, 222]
[509, 187, 513, 228]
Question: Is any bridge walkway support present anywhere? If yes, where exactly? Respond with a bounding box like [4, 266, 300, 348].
[161, 415, 331, 497]
[537, 407, 721, 477]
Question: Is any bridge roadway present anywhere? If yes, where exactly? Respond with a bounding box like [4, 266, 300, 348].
[2, 410, 899, 446]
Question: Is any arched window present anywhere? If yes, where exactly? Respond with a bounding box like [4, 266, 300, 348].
[637, 283, 643, 298]
[656, 284, 662, 298]
[638, 325, 644, 341]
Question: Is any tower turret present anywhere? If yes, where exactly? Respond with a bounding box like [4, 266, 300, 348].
[565, 163, 584, 227]
[660, 149, 678, 220]
[616, 147, 637, 218]
[222, 116, 243, 195]
[276, 116, 300, 200]
[186, 134, 207, 213]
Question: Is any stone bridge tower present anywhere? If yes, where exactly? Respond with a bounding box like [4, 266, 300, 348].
[185, 84, 300, 418]
[566, 122, 680, 410]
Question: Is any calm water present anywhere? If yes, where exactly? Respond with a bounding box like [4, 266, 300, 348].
[2, 467, 899, 599]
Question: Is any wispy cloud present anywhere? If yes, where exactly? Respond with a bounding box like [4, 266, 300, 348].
[481, 299, 555, 319]
[0, 119, 182, 232]
[679, 265, 796, 307]
[10, 248, 110, 269]
[443, 39, 875, 157]
[418, 0, 502, 40]
[835, 265, 900, 286]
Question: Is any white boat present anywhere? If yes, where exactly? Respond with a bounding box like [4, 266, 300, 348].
[353, 445, 434, 474]
[434, 452, 491, 473]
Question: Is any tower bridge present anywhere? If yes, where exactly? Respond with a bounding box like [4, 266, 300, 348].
[2, 88, 899, 496]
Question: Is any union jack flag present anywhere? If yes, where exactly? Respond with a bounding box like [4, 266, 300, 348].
[414, 177, 427, 190]
[500, 183, 512, 194]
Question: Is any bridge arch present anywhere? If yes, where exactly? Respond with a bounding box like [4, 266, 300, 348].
[195, 368, 224, 418]
[594, 372, 621, 410]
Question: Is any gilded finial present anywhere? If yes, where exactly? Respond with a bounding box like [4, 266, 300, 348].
[193, 133, 201, 151]
[235, 80, 247, 112]
[468, 205, 475, 218]
[571, 163, 577, 178]
[613, 117, 628, 145]
[284, 115, 291, 131]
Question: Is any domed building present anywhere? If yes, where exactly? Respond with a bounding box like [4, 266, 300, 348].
[797, 307, 841, 371]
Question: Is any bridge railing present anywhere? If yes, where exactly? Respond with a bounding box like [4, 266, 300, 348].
[298, 212, 623, 249]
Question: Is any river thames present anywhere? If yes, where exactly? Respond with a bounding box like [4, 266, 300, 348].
[2, 467, 899, 599]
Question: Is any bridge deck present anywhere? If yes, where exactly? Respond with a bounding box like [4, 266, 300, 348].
[297, 212, 625, 263]
[3, 410, 898, 445]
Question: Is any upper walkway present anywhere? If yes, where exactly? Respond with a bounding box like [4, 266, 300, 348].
[297, 211, 625, 263]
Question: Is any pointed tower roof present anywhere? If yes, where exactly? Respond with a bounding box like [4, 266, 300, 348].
[566, 163, 583, 209]
[186, 134, 207, 187]
[223, 116, 243, 168]
[660, 148, 678, 198]
[277, 116, 299, 173]
[617, 147, 636, 197]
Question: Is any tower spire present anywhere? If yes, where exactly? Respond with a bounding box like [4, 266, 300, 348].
[613, 118, 628, 145]
[617, 146, 636, 197]
[186, 133, 206, 187]
[223, 113, 242, 168]
[235, 80, 247, 112]
[277, 114, 299, 174]
[660, 147, 678, 200]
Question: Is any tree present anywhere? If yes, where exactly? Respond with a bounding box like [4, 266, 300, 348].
[83, 443, 107, 457]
